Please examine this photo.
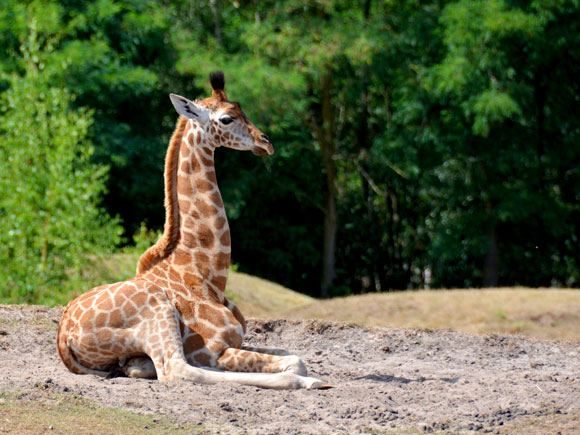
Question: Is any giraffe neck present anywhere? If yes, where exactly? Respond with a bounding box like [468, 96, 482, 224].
[171, 119, 231, 298]
[136, 117, 231, 302]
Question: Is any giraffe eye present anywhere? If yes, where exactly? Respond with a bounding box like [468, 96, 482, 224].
[220, 115, 235, 125]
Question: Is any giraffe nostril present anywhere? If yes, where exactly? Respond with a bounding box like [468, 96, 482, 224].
[260, 134, 270, 143]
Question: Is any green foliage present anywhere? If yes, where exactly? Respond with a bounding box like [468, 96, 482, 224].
[0, 22, 122, 305]
[421, 0, 580, 287]
[130, 222, 162, 253]
[0, 0, 578, 304]
[0, 0, 199, 238]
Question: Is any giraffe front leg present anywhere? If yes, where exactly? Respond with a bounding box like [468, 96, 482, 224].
[167, 358, 327, 389]
[217, 348, 307, 376]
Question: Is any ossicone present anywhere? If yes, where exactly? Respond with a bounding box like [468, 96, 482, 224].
[210, 71, 225, 91]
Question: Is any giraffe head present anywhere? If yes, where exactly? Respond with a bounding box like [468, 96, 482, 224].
[169, 71, 274, 156]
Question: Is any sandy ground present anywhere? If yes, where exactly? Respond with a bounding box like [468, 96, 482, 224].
[1, 304, 579, 434]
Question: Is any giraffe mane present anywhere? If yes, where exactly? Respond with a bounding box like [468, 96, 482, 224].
[136, 116, 189, 275]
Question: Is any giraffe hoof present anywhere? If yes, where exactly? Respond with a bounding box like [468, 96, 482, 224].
[303, 376, 333, 390]
[316, 383, 335, 390]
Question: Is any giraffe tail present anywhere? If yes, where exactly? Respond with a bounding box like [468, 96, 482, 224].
[56, 306, 111, 378]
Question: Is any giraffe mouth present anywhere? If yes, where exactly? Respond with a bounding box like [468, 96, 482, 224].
[252, 143, 274, 156]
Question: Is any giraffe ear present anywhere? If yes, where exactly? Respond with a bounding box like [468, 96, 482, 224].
[169, 94, 209, 121]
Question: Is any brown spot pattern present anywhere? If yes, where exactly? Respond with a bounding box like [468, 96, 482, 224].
[96, 298, 112, 311]
[109, 309, 123, 328]
[195, 178, 214, 193]
[195, 322, 218, 342]
[198, 153, 213, 167]
[194, 252, 211, 278]
[197, 224, 215, 249]
[132, 291, 147, 307]
[123, 302, 137, 319]
[183, 272, 203, 289]
[214, 252, 230, 271]
[173, 249, 192, 266]
[168, 267, 181, 283]
[211, 275, 227, 291]
[95, 312, 108, 326]
[180, 161, 191, 174]
[182, 231, 198, 248]
[183, 216, 196, 229]
[205, 171, 217, 184]
[209, 191, 223, 206]
[220, 231, 230, 246]
[194, 199, 218, 218]
[177, 176, 193, 196]
[184, 333, 205, 354]
[220, 327, 243, 349]
[191, 156, 201, 173]
[215, 218, 227, 231]
[198, 304, 226, 327]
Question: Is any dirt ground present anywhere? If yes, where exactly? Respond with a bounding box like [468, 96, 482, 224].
[1, 304, 579, 434]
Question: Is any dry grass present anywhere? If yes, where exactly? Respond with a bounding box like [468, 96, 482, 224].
[225, 271, 315, 318]
[284, 288, 580, 341]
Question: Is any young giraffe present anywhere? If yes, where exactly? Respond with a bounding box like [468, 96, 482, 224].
[57, 71, 327, 389]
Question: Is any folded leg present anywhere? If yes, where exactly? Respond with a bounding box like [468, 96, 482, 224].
[241, 346, 292, 356]
[217, 347, 307, 376]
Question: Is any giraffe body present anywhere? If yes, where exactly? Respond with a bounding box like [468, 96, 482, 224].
[57, 72, 326, 389]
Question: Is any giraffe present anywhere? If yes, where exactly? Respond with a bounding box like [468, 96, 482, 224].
[57, 71, 327, 390]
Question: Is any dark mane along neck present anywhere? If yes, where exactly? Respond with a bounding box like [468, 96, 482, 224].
[136, 116, 189, 275]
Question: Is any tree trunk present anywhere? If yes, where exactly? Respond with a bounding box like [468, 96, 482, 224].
[321, 177, 337, 297]
[483, 225, 499, 287]
[483, 200, 499, 287]
[320, 72, 337, 298]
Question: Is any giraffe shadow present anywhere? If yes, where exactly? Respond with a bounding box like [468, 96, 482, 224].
[356, 374, 460, 384]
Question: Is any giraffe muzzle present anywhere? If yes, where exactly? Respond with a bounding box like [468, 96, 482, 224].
[253, 141, 274, 156]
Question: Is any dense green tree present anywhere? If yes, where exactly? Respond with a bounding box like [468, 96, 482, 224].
[423, 0, 580, 287]
[0, 18, 122, 304]
[1, 0, 578, 304]
[0, 0, 198, 236]
[160, 0, 580, 294]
